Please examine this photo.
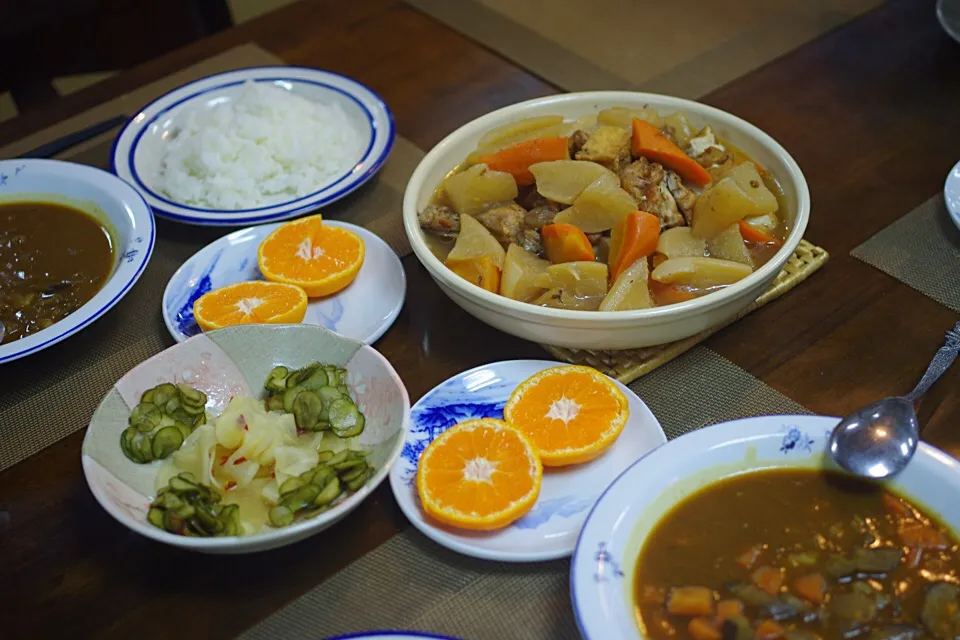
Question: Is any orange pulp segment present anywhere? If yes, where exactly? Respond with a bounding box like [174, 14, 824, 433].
[192, 280, 308, 332]
[503, 365, 629, 466]
[416, 418, 543, 531]
[257, 214, 365, 297]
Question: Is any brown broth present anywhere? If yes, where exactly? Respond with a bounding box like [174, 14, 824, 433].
[0, 201, 114, 344]
[634, 469, 960, 639]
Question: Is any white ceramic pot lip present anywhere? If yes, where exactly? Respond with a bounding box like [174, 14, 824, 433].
[403, 90, 811, 325]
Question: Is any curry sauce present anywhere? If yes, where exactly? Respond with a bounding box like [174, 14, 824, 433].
[0, 201, 114, 344]
[635, 470, 960, 640]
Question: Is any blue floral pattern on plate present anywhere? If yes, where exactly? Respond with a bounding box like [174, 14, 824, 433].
[388, 359, 667, 562]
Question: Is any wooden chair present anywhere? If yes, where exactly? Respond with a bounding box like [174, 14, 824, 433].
[0, 0, 233, 113]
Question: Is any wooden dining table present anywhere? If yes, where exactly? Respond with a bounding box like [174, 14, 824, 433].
[0, 0, 958, 637]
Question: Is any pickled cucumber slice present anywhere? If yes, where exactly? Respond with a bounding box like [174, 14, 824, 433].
[329, 398, 365, 438]
[314, 477, 341, 506]
[152, 426, 184, 459]
[292, 391, 324, 431]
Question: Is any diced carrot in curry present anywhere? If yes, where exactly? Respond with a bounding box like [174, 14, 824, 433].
[898, 521, 948, 549]
[714, 599, 744, 623]
[883, 493, 914, 518]
[735, 545, 764, 569]
[666, 586, 715, 616]
[688, 617, 721, 640]
[754, 619, 786, 640]
[750, 565, 784, 596]
[793, 572, 827, 604]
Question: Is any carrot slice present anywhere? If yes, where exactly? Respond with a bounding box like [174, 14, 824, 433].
[738, 219, 782, 246]
[793, 572, 827, 604]
[898, 522, 949, 549]
[608, 211, 660, 281]
[883, 493, 914, 518]
[715, 599, 744, 624]
[446, 256, 501, 293]
[755, 619, 786, 640]
[541, 223, 595, 264]
[688, 617, 722, 640]
[735, 544, 764, 569]
[751, 566, 784, 596]
[631, 119, 712, 186]
[478, 137, 569, 186]
[666, 586, 715, 617]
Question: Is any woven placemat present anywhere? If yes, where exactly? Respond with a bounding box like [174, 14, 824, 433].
[851, 194, 960, 313]
[541, 239, 829, 384]
[0, 45, 422, 473]
[241, 347, 810, 639]
[407, 0, 880, 99]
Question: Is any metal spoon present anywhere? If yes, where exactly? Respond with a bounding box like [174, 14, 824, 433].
[828, 321, 960, 479]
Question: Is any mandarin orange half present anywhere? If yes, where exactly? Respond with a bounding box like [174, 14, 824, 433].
[416, 418, 542, 531]
[503, 365, 629, 466]
[192, 280, 308, 332]
[257, 214, 365, 297]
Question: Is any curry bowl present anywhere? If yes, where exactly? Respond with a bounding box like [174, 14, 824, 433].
[402, 92, 810, 349]
[0, 159, 155, 364]
[570, 415, 960, 639]
[81, 323, 409, 554]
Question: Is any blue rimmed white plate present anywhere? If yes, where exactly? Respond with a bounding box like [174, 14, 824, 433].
[388, 360, 666, 563]
[111, 66, 394, 226]
[0, 159, 154, 364]
[162, 220, 405, 344]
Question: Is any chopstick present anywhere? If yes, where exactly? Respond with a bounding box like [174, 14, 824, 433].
[18, 114, 130, 159]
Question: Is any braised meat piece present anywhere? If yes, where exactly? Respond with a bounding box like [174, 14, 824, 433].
[418, 203, 460, 238]
[518, 228, 544, 255]
[524, 205, 559, 230]
[569, 129, 590, 157]
[619, 159, 685, 230]
[664, 170, 697, 224]
[474, 203, 526, 244]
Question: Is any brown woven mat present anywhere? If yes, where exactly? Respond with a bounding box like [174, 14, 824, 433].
[239, 347, 810, 639]
[851, 194, 960, 313]
[407, 0, 881, 99]
[0, 45, 422, 473]
[540, 239, 829, 384]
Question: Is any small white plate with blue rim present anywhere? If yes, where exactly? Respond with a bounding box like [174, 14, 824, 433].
[162, 219, 406, 344]
[111, 66, 394, 226]
[389, 360, 666, 563]
[0, 159, 154, 364]
[569, 414, 960, 639]
[945, 159, 960, 231]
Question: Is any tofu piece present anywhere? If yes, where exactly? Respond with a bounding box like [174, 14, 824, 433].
[575, 125, 631, 173]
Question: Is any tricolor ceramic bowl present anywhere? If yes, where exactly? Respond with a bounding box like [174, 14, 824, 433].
[570, 415, 960, 639]
[402, 91, 810, 349]
[82, 324, 409, 554]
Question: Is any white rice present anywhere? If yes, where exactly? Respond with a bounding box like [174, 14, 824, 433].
[156, 82, 364, 209]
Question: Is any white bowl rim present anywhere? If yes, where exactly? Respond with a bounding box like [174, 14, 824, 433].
[944, 158, 960, 230]
[111, 65, 395, 226]
[81, 330, 411, 551]
[403, 90, 811, 324]
[568, 414, 960, 639]
[0, 158, 156, 364]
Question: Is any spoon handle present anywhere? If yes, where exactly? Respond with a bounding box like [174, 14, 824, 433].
[905, 321, 960, 402]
